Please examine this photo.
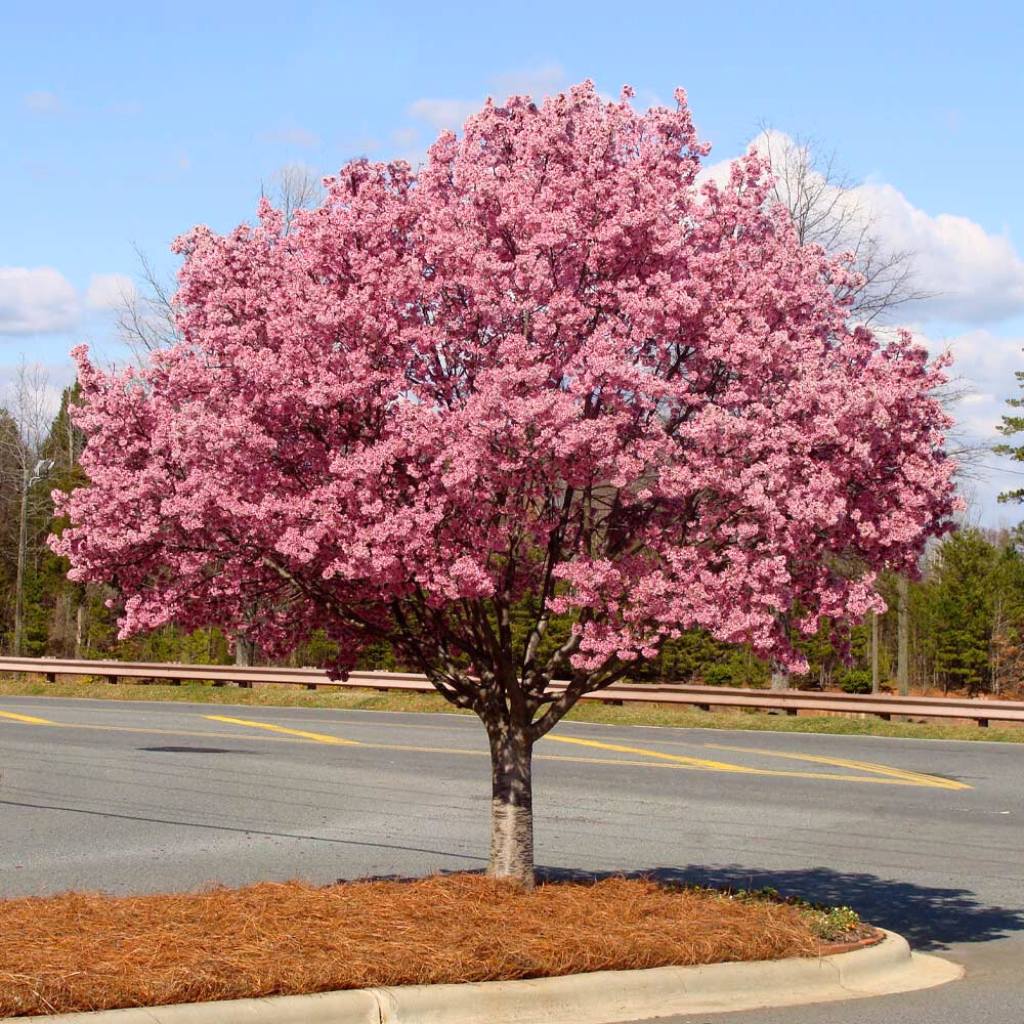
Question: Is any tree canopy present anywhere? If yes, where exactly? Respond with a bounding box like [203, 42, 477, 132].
[52, 82, 957, 883]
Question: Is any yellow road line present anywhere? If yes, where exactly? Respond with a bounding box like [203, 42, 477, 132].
[207, 717, 934, 787]
[536, 754, 933, 785]
[64, 723, 322, 744]
[0, 709, 55, 725]
[361, 742, 486, 758]
[544, 734, 766, 774]
[704, 743, 971, 791]
[205, 734, 927, 786]
[543, 733, 964, 789]
[204, 715, 361, 745]
[0, 707, 968, 790]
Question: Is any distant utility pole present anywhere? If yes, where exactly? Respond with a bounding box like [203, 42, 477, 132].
[896, 576, 910, 696]
[13, 458, 54, 656]
[871, 610, 880, 693]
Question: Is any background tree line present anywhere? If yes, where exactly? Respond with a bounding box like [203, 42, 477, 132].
[2, 369, 1022, 698]
[4, 147, 1018, 697]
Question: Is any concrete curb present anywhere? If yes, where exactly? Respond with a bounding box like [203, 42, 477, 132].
[11, 930, 963, 1023]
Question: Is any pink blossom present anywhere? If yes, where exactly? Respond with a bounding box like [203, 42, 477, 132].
[53, 81, 956, 695]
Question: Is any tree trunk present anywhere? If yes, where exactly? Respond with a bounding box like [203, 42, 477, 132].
[486, 726, 535, 888]
[232, 635, 257, 688]
[74, 601, 85, 658]
[770, 663, 789, 691]
[235, 636, 255, 666]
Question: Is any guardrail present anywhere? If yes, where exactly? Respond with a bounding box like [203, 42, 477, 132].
[1, 656, 1022, 728]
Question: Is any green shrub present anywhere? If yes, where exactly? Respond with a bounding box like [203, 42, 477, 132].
[837, 669, 872, 694]
[699, 662, 736, 686]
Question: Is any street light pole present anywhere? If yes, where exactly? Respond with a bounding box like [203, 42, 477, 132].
[12, 458, 54, 656]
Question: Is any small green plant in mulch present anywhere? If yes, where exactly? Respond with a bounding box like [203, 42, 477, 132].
[715, 884, 868, 943]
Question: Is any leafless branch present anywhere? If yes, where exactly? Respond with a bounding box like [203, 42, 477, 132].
[118, 165, 325, 366]
[758, 126, 933, 325]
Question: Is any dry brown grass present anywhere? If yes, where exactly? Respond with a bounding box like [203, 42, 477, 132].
[0, 874, 825, 1017]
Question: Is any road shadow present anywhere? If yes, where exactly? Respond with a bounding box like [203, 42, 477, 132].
[537, 864, 1024, 951]
[137, 746, 261, 754]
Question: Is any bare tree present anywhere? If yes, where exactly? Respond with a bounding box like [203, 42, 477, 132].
[115, 245, 181, 361]
[759, 132, 983, 470]
[0, 363, 56, 654]
[117, 165, 324, 361]
[759, 128, 930, 325]
[757, 131, 976, 692]
[262, 162, 324, 234]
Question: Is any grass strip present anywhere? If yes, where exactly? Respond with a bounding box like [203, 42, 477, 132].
[0, 875, 841, 1017]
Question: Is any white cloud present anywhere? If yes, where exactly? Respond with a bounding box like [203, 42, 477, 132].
[0, 268, 78, 335]
[86, 273, 135, 311]
[901, 326, 1024, 523]
[407, 98, 482, 133]
[408, 63, 570, 134]
[941, 328, 1023, 388]
[0, 360, 76, 424]
[956, 390, 1003, 440]
[490, 63, 568, 101]
[853, 182, 1024, 324]
[631, 88, 668, 112]
[23, 90, 62, 114]
[698, 130, 1024, 327]
[694, 153, 735, 190]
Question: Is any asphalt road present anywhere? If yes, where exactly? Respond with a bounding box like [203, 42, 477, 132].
[1, 695, 1022, 1023]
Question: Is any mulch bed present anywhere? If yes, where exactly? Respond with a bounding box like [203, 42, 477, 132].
[1, 874, 848, 1017]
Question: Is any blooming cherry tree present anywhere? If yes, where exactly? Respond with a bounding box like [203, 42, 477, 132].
[54, 83, 956, 885]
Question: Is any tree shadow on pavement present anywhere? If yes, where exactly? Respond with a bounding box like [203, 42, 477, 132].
[538, 864, 1024, 951]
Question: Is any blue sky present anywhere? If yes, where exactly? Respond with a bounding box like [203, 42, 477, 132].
[3, 0, 1024, 521]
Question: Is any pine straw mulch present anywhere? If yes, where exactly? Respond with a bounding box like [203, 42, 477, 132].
[1, 874, 831, 1018]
